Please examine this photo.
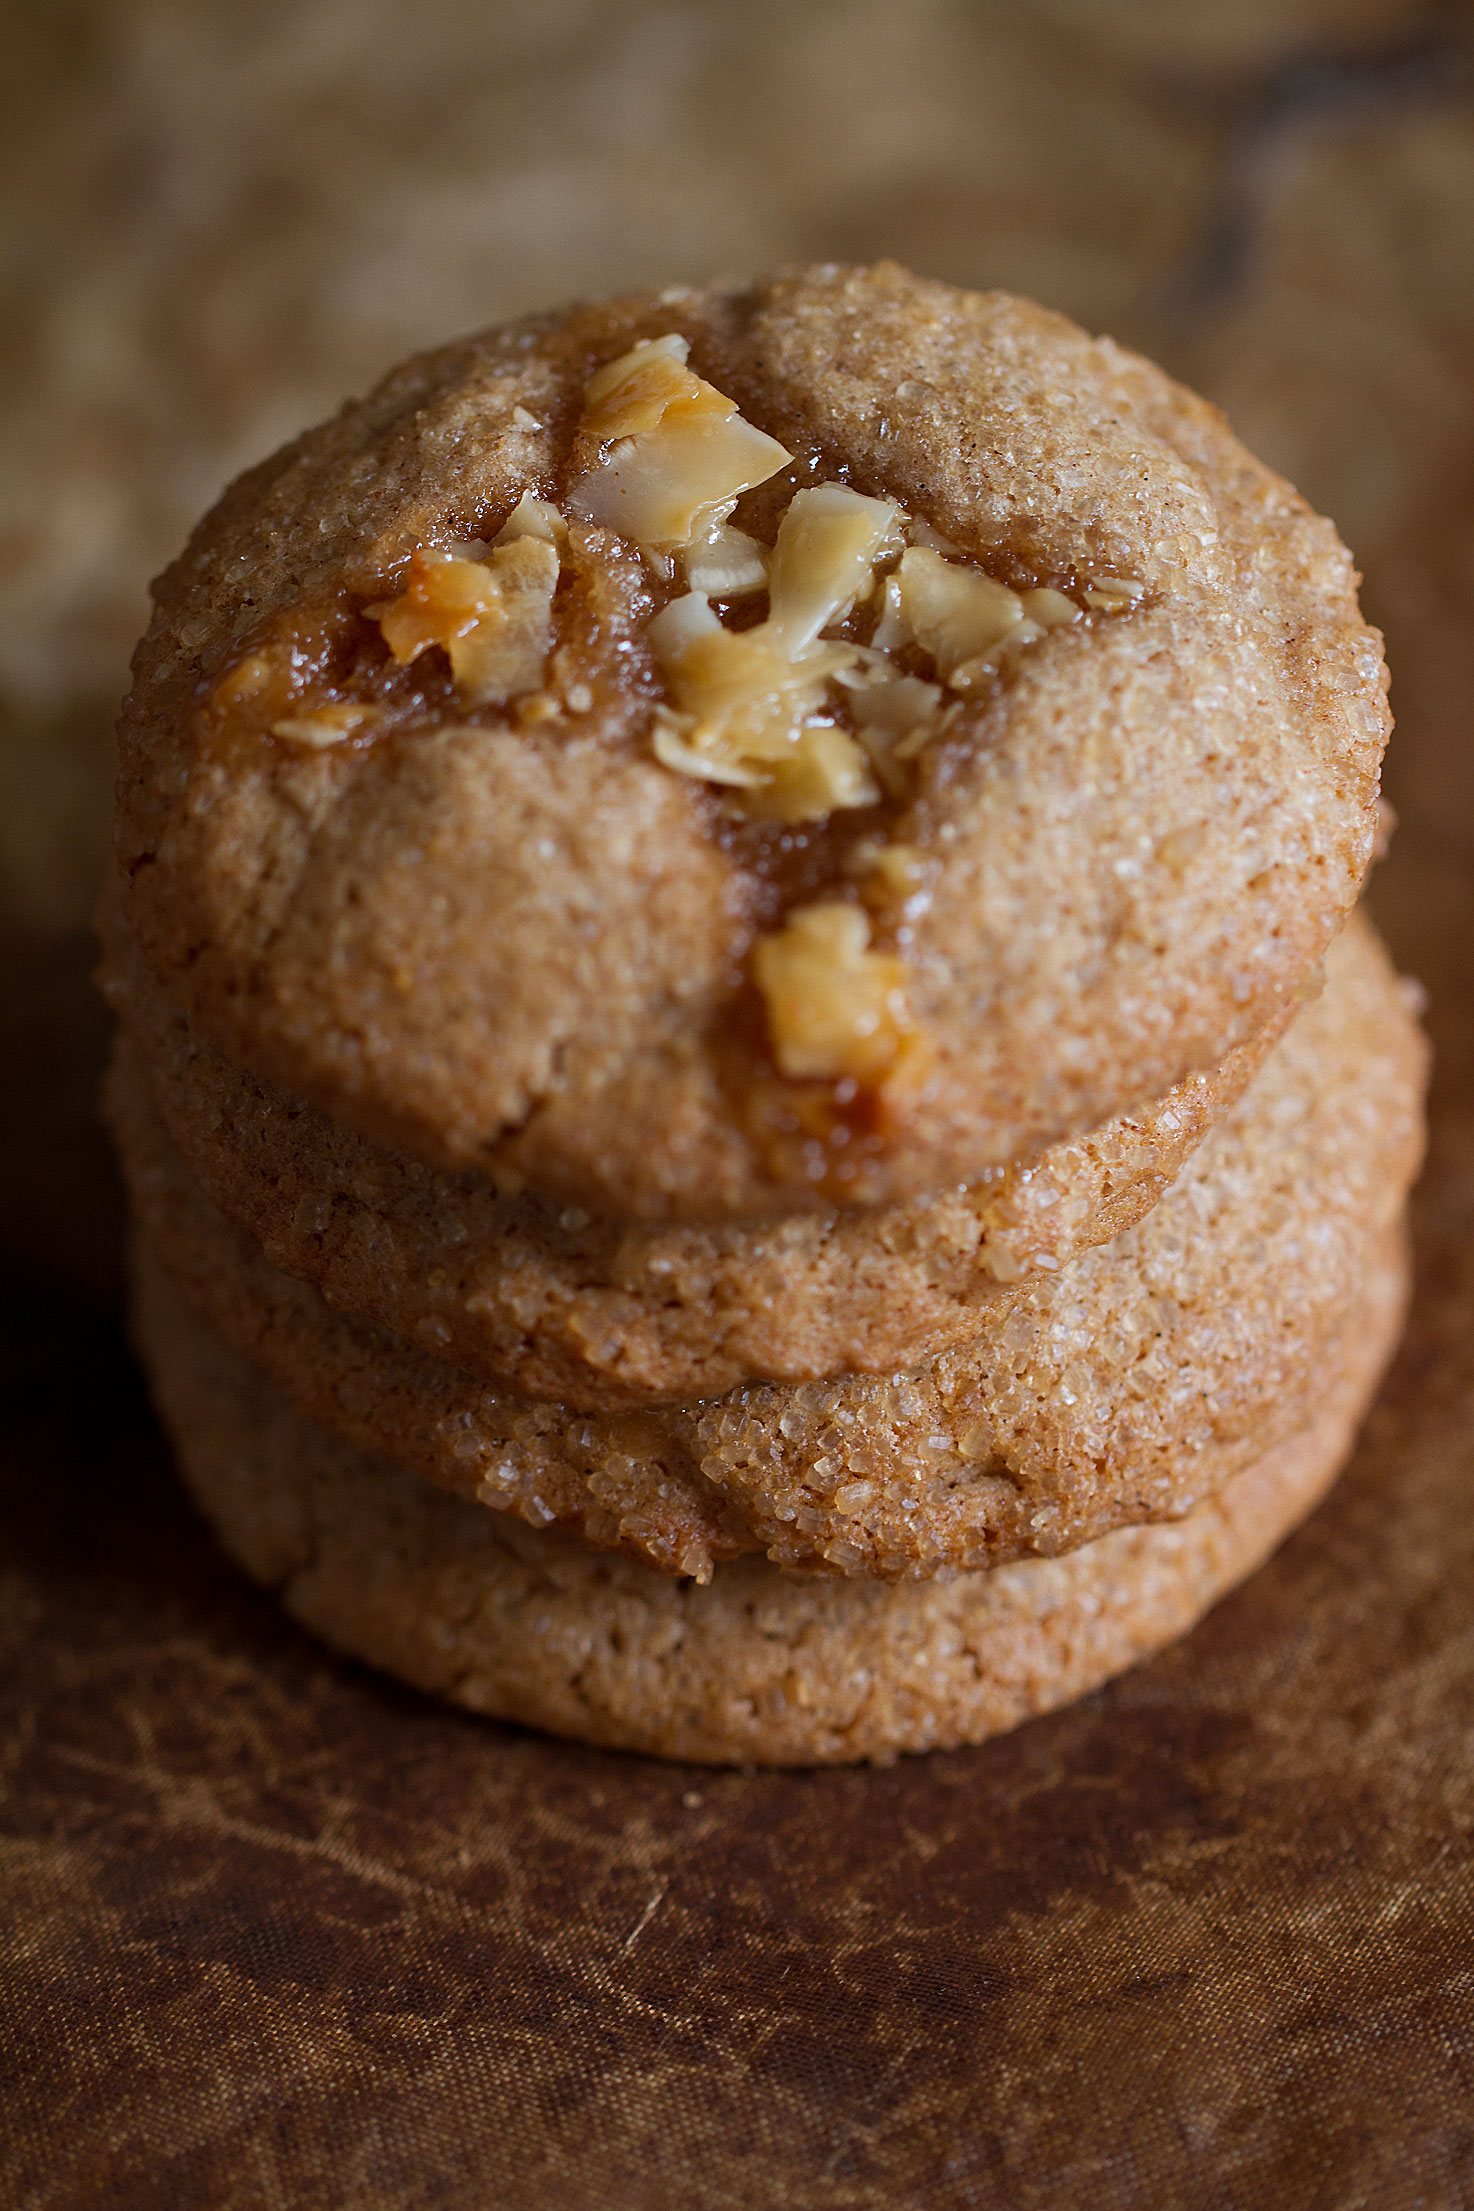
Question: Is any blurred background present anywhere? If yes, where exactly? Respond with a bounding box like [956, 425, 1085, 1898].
[3, 0, 1471, 1297]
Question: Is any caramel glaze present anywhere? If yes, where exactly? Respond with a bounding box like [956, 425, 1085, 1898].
[199, 458, 1129, 1193]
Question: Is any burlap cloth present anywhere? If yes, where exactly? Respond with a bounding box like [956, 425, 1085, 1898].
[4, 6, 1474, 2203]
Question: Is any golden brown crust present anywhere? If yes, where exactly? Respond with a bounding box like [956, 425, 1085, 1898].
[115, 264, 1390, 1220]
[104, 895, 1288, 1409]
[133, 1236, 1409, 1767]
[111, 915, 1427, 1582]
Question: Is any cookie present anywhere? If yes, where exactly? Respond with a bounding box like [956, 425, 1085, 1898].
[112, 913, 1428, 1582]
[133, 1236, 1409, 1766]
[105, 899, 1287, 1408]
[115, 262, 1389, 1220]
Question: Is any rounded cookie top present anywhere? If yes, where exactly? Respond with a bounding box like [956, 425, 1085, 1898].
[116, 261, 1390, 1219]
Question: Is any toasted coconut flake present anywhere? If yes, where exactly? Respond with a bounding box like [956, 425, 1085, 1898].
[650, 708, 764, 788]
[908, 518, 962, 556]
[647, 589, 723, 658]
[766, 485, 901, 652]
[870, 572, 911, 654]
[494, 492, 567, 548]
[571, 334, 791, 547]
[849, 674, 947, 790]
[850, 840, 929, 911]
[572, 410, 792, 548]
[896, 547, 1026, 682]
[647, 594, 868, 819]
[745, 727, 879, 824]
[681, 520, 769, 598]
[651, 598, 840, 757]
[270, 703, 377, 749]
[582, 334, 695, 439]
[1021, 586, 1081, 628]
[368, 538, 559, 705]
[450, 539, 560, 703]
[753, 901, 923, 1084]
[948, 615, 1046, 691]
[216, 653, 273, 703]
[831, 645, 896, 690]
[1081, 575, 1147, 610]
[849, 674, 944, 741]
[641, 471, 1091, 823]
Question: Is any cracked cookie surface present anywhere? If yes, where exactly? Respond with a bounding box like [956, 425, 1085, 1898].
[115, 262, 1391, 1219]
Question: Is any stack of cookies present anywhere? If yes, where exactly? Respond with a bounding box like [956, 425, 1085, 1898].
[104, 265, 1426, 1765]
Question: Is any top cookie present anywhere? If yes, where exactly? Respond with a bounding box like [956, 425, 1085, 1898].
[115, 262, 1389, 1221]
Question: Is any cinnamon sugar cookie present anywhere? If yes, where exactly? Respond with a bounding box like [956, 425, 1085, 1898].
[115, 263, 1390, 1219]
[134, 1238, 1408, 1767]
[106, 902, 1286, 1409]
[112, 914, 1426, 1582]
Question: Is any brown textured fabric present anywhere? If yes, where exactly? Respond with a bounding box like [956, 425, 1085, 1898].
[3, 989, 1473, 2205]
[6, 4, 1474, 2204]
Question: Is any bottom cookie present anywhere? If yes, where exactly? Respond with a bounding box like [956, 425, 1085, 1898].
[135, 1238, 1408, 1767]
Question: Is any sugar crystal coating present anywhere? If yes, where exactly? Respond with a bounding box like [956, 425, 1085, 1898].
[110, 915, 1426, 1582]
[134, 1247, 1408, 1766]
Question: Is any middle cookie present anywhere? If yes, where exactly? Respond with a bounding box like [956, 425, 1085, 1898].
[112, 907, 1284, 1410]
[114, 912, 1425, 1583]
